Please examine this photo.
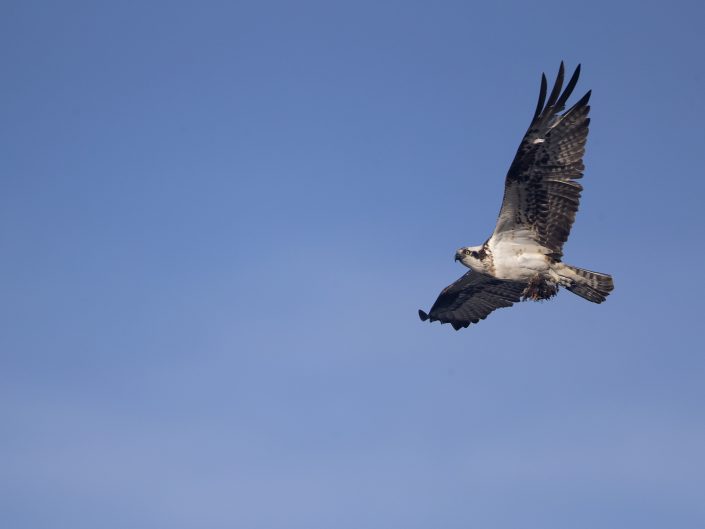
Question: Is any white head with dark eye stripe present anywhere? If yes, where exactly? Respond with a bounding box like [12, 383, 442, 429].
[455, 245, 485, 271]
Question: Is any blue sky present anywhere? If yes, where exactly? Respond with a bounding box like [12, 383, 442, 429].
[2, 1, 705, 528]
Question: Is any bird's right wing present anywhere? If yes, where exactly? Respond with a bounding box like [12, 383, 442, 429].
[419, 272, 526, 330]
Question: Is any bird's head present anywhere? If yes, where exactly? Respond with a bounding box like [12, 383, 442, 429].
[455, 246, 484, 271]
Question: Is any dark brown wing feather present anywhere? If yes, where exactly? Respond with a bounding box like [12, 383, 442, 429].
[419, 272, 526, 330]
[493, 62, 591, 258]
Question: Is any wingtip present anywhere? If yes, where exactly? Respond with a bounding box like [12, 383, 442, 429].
[544, 62, 565, 110]
[577, 89, 592, 106]
[571, 63, 582, 84]
[533, 73, 549, 122]
[418, 309, 429, 321]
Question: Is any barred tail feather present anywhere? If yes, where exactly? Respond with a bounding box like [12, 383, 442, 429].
[559, 264, 614, 304]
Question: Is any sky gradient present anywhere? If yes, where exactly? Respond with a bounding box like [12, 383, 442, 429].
[2, 1, 705, 528]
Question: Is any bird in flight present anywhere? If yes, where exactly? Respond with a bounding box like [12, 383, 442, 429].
[419, 63, 614, 330]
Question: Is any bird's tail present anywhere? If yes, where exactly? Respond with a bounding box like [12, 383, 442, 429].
[556, 263, 614, 304]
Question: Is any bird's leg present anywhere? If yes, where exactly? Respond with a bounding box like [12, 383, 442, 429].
[521, 274, 558, 301]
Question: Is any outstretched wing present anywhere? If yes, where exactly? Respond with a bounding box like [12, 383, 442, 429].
[419, 272, 526, 330]
[493, 62, 591, 259]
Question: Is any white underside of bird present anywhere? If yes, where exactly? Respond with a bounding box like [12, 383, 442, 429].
[460, 232, 580, 296]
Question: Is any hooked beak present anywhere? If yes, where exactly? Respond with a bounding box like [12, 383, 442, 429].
[454, 252, 461, 262]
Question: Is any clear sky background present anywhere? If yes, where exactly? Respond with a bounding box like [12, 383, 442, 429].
[2, 1, 705, 528]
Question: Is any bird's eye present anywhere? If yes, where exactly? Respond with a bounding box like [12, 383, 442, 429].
[464, 249, 471, 255]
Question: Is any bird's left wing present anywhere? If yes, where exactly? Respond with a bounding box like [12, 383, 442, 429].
[419, 272, 526, 330]
[493, 62, 591, 259]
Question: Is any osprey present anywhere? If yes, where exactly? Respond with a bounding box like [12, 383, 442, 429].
[419, 63, 614, 330]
